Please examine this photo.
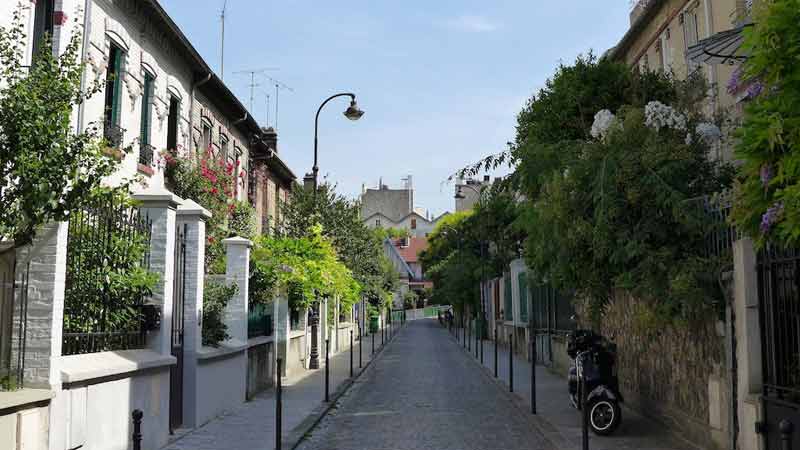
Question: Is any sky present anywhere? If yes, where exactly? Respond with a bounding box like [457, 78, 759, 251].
[159, 0, 632, 216]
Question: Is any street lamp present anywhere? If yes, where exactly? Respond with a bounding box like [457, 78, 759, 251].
[308, 92, 364, 370]
[455, 183, 489, 364]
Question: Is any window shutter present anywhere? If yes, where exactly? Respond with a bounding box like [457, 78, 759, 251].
[111, 48, 124, 125]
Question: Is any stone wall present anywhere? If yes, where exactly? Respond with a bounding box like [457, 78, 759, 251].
[246, 341, 274, 399]
[594, 292, 727, 448]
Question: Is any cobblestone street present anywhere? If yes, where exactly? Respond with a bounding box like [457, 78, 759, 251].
[297, 320, 553, 450]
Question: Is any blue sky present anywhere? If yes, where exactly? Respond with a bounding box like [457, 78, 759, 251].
[160, 0, 632, 216]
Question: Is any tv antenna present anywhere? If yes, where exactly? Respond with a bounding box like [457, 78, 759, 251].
[262, 75, 294, 129]
[220, 0, 228, 80]
[233, 68, 279, 113]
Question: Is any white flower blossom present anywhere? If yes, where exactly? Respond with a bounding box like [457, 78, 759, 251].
[685, 133, 693, 145]
[590, 109, 617, 139]
[695, 122, 722, 144]
[644, 101, 687, 132]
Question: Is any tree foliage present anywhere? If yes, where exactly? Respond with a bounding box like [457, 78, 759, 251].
[0, 8, 116, 249]
[731, 0, 800, 245]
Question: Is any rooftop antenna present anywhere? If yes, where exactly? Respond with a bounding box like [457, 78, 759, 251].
[220, 0, 227, 80]
[263, 75, 294, 129]
[233, 68, 279, 113]
[265, 93, 270, 127]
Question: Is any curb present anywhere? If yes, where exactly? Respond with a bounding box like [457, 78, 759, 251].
[443, 325, 568, 450]
[285, 323, 406, 450]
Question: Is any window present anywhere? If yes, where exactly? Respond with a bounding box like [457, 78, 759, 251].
[166, 96, 179, 151]
[220, 134, 229, 159]
[410, 218, 417, 229]
[103, 44, 124, 127]
[682, 9, 700, 73]
[201, 120, 212, 153]
[375, 219, 381, 227]
[31, 0, 55, 60]
[139, 73, 154, 146]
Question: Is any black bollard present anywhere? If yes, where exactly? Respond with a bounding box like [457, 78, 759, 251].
[132, 409, 143, 450]
[276, 358, 283, 450]
[372, 330, 375, 355]
[359, 326, 363, 368]
[462, 317, 466, 348]
[479, 318, 484, 365]
[494, 328, 498, 378]
[325, 339, 330, 402]
[475, 322, 479, 358]
[467, 320, 471, 352]
[350, 329, 354, 378]
[780, 419, 794, 450]
[581, 370, 589, 450]
[531, 336, 537, 414]
[509, 333, 514, 393]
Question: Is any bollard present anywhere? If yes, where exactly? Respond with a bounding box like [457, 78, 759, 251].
[359, 326, 363, 368]
[479, 319, 484, 365]
[531, 337, 537, 414]
[494, 328, 498, 378]
[132, 409, 143, 450]
[509, 333, 514, 392]
[475, 322, 479, 358]
[780, 419, 794, 450]
[325, 339, 330, 402]
[276, 358, 283, 450]
[467, 320, 471, 352]
[581, 370, 589, 450]
[350, 329, 354, 378]
[372, 330, 375, 355]
[462, 317, 466, 348]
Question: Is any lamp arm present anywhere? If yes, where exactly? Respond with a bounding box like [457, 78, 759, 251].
[313, 93, 356, 186]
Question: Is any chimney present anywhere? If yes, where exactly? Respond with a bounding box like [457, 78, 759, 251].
[483, 175, 490, 183]
[262, 126, 278, 154]
[303, 173, 315, 192]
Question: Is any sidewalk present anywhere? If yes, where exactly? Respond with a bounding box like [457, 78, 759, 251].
[163, 331, 390, 450]
[447, 325, 699, 450]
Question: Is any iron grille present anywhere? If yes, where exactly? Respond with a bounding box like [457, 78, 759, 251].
[139, 143, 155, 167]
[0, 257, 29, 391]
[103, 121, 125, 149]
[62, 194, 152, 355]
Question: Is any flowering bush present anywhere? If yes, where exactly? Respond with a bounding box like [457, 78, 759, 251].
[590, 109, 617, 140]
[644, 100, 687, 131]
[163, 147, 250, 272]
[731, 0, 800, 245]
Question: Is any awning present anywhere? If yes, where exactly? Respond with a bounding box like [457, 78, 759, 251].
[687, 23, 753, 65]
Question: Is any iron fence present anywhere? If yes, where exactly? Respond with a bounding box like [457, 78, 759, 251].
[103, 121, 125, 149]
[62, 194, 152, 355]
[0, 254, 29, 391]
[248, 303, 273, 338]
[139, 143, 155, 167]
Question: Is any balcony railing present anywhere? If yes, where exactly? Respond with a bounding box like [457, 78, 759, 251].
[103, 121, 125, 149]
[139, 143, 155, 167]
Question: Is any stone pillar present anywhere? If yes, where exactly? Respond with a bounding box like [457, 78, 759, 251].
[176, 199, 210, 428]
[133, 187, 181, 356]
[273, 289, 289, 378]
[223, 237, 252, 343]
[13, 222, 69, 390]
[733, 238, 765, 450]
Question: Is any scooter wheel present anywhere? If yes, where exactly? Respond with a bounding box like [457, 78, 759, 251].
[588, 397, 621, 436]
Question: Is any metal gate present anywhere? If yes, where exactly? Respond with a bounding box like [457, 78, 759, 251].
[169, 224, 187, 431]
[757, 244, 800, 449]
[0, 250, 29, 390]
[530, 283, 574, 366]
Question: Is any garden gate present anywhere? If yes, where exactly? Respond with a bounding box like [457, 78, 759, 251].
[530, 283, 573, 366]
[757, 244, 800, 449]
[169, 224, 187, 431]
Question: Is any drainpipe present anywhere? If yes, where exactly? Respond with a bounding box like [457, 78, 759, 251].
[189, 73, 212, 155]
[703, 0, 719, 116]
[76, 0, 93, 135]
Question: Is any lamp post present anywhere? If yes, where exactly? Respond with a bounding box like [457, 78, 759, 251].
[307, 92, 364, 370]
[455, 183, 489, 365]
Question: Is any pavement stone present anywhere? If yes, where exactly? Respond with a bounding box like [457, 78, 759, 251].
[163, 332, 378, 450]
[296, 319, 554, 450]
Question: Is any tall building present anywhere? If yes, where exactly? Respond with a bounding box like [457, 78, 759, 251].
[360, 176, 448, 238]
[455, 176, 491, 212]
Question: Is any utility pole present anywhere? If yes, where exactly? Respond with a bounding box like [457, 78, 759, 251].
[220, 0, 227, 80]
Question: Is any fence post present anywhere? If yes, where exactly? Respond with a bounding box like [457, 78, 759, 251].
[325, 338, 330, 402]
[531, 335, 537, 414]
[494, 328, 498, 378]
[581, 369, 589, 450]
[276, 358, 283, 450]
[509, 333, 514, 393]
[132, 409, 143, 450]
[350, 329, 353, 378]
[780, 419, 794, 450]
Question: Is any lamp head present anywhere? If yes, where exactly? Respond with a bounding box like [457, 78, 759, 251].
[344, 100, 364, 121]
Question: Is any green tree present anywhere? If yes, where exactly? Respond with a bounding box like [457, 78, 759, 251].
[0, 8, 117, 251]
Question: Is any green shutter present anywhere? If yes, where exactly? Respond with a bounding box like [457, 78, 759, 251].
[518, 272, 528, 323]
[140, 74, 153, 145]
[111, 47, 123, 125]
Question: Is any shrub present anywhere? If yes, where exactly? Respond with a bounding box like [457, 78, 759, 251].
[202, 280, 238, 347]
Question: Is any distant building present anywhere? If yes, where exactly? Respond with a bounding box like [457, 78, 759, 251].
[383, 236, 433, 309]
[360, 176, 448, 238]
[455, 175, 491, 212]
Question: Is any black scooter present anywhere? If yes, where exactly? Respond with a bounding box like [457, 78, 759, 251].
[567, 329, 623, 435]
